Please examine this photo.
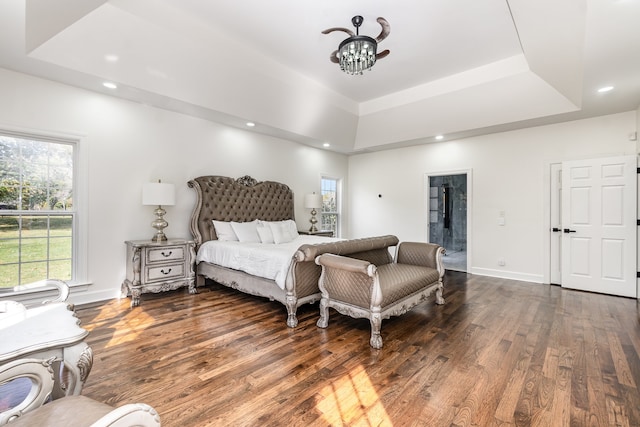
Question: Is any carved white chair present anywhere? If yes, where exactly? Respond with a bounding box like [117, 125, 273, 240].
[0, 278, 71, 307]
[0, 358, 161, 426]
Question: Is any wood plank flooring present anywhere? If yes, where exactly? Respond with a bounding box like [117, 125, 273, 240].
[77, 272, 640, 426]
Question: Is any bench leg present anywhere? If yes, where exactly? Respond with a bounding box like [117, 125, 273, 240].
[435, 283, 445, 305]
[316, 297, 329, 328]
[285, 294, 298, 328]
[369, 312, 383, 349]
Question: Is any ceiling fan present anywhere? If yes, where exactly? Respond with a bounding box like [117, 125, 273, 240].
[321, 15, 390, 75]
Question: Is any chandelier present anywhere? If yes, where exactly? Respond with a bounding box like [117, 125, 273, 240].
[339, 16, 376, 75]
[322, 15, 390, 75]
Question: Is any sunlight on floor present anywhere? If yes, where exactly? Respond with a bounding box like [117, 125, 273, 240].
[317, 364, 392, 426]
[85, 304, 156, 348]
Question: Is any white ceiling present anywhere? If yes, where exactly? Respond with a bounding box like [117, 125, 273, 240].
[0, 0, 639, 153]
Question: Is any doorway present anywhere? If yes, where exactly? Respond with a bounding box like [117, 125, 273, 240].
[427, 173, 469, 272]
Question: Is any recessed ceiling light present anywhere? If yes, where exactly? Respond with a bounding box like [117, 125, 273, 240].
[103, 82, 117, 89]
[323, 143, 330, 147]
[435, 135, 444, 140]
[104, 54, 119, 62]
[246, 122, 255, 127]
[597, 86, 614, 93]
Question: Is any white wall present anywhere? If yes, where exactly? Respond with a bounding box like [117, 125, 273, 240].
[2, 65, 637, 303]
[0, 68, 348, 305]
[348, 111, 638, 283]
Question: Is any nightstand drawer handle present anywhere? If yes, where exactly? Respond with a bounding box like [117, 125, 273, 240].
[161, 251, 173, 257]
[160, 268, 172, 275]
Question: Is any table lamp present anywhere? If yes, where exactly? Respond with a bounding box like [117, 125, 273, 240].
[304, 193, 322, 233]
[142, 180, 175, 242]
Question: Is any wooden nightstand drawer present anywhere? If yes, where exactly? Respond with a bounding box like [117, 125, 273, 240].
[147, 246, 185, 263]
[147, 263, 185, 281]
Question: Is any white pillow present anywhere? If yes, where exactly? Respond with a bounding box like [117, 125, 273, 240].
[268, 220, 297, 244]
[212, 220, 238, 241]
[285, 219, 300, 238]
[256, 222, 275, 244]
[230, 220, 261, 243]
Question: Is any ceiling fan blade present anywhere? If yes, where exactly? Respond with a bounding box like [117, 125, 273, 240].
[321, 27, 355, 37]
[329, 50, 339, 64]
[376, 49, 390, 60]
[375, 17, 390, 42]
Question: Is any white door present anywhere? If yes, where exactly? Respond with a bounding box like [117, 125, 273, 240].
[561, 155, 637, 297]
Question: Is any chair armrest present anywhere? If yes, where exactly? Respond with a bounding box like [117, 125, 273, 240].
[396, 242, 444, 271]
[8, 279, 70, 304]
[315, 253, 376, 277]
[315, 254, 378, 308]
[41, 279, 70, 304]
[90, 403, 161, 427]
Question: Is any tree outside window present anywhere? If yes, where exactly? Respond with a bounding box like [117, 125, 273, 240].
[0, 134, 75, 288]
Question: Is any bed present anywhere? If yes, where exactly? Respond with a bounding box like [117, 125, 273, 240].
[187, 175, 333, 327]
[188, 175, 401, 328]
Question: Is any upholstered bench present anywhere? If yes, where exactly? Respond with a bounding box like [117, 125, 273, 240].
[315, 240, 445, 349]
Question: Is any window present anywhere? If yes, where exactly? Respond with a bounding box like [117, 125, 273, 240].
[0, 133, 76, 289]
[320, 176, 340, 236]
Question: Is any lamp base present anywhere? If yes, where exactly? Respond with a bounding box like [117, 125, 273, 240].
[151, 232, 168, 242]
[308, 208, 319, 233]
[150, 205, 169, 242]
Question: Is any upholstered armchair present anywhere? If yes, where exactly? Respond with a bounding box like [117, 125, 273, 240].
[0, 358, 160, 426]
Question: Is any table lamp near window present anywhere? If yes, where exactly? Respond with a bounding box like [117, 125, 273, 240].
[304, 192, 322, 233]
[142, 180, 175, 242]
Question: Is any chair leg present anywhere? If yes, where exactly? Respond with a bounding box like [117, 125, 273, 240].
[316, 297, 329, 328]
[369, 312, 383, 349]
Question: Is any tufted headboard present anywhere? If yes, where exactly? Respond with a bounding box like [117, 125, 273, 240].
[187, 175, 295, 249]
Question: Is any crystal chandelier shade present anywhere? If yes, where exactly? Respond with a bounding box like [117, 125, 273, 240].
[338, 35, 377, 75]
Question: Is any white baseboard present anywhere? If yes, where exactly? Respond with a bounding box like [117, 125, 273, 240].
[469, 267, 545, 284]
[69, 287, 121, 306]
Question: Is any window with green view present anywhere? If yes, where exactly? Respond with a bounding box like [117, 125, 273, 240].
[0, 133, 75, 288]
[320, 176, 340, 237]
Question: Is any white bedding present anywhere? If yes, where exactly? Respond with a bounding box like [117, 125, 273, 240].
[196, 235, 339, 289]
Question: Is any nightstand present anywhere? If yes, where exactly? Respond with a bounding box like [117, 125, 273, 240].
[298, 230, 334, 237]
[122, 239, 196, 307]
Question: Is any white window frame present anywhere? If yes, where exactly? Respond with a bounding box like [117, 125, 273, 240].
[0, 127, 88, 296]
[320, 176, 341, 237]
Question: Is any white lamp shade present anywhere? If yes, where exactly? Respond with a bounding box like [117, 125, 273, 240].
[142, 182, 175, 206]
[304, 193, 322, 209]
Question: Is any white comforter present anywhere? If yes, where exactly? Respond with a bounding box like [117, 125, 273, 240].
[196, 235, 338, 289]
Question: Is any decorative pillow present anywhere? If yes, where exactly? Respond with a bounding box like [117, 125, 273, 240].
[212, 220, 238, 241]
[268, 220, 298, 244]
[285, 219, 300, 238]
[256, 222, 275, 244]
[230, 220, 261, 243]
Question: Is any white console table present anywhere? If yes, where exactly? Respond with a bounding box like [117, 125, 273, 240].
[0, 301, 92, 399]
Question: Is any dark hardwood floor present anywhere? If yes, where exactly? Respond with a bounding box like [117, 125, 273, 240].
[78, 272, 640, 426]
